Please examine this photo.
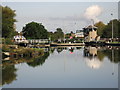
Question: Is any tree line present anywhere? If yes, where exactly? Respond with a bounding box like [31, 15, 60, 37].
[94, 19, 120, 38]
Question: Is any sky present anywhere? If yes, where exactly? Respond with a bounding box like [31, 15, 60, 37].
[1, 2, 119, 33]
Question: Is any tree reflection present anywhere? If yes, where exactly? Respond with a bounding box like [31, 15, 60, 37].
[101, 49, 120, 63]
[50, 48, 55, 54]
[84, 46, 120, 63]
[27, 52, 50, 67]
[97, 51, 106, 61]
[2, 65, 17, 86]
[56, 47, 64, 53]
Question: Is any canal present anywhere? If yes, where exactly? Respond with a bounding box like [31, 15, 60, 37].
[2, 46, 119, 88]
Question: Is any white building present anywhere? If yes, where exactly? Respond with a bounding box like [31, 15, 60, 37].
[83, 25, 100, 42]
[13, 35, 28, 43]
[75, 30, 84, 38]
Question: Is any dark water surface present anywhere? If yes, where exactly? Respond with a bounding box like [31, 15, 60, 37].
[2, 46, 119, 88]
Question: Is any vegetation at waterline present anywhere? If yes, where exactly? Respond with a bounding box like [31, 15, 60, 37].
[2, 45, 44, 58]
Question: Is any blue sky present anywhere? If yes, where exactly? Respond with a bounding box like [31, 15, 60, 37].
[2, 2, 118, 33]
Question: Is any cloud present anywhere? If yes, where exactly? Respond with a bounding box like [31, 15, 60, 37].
[84, 5, 103, 23]
[48, 5, 103, 27]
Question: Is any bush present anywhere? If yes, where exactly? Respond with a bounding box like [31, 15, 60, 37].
[2, 45, 11, 52]
[2, 38, 14, 45]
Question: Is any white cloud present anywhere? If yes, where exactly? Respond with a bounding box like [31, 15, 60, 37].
[84, 5, 103, 23]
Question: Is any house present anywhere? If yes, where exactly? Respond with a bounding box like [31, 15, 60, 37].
[75, 30, 84, 38]
[83, 25, 100, 42]
[13, 35, 28, 43]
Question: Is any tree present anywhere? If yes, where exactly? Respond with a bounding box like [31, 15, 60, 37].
[102, 19, 120, 38]
[2, 6, 17, 38]
[48, 32, 54, 41]
[54, 28, 64, 41]
[94, 21, 106, 37]
[48, 28, 64, 42]
[22, 22, 48, 39]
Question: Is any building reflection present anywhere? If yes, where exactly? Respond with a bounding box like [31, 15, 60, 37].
[85, 58, 102, 69]
[84, 46, 102, 69]
[84, 47, 97, 58]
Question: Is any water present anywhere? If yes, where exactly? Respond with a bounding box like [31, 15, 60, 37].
[2, 46, 119, 88]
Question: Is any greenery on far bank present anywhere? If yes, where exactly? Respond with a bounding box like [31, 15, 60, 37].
[107, 42, 120, 44]
[94, 19, 120, 38]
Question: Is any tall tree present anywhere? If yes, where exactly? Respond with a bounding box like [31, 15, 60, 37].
[102, 19, 120, 38]
[2, 6, 16, 38]
[22, 22, 48, 39]
[54, 28, 64, 40]
[48, 28, 64, 42]
[94, 21, 106, 37]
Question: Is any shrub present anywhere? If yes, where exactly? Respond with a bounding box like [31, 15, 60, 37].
[3, 38, 14, 45]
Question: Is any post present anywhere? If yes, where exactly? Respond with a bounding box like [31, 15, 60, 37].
[64, 33, 65, 43]
[91, 19, 94, 41]
[111, 13, 114, 41]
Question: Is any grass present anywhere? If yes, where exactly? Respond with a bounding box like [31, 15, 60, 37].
[2, 44, 44, 57]
[108, 42, 120, 44]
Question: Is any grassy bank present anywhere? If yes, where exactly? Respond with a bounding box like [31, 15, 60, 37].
[2, 44, 44, 58]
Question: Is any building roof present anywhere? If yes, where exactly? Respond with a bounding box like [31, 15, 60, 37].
[13, 35, 26, 39]
[83, 25, 97, 29]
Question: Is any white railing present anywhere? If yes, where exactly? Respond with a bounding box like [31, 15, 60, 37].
[28, 39, 49, 44]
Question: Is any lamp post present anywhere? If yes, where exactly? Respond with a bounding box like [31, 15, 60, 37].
[63, 20, 65, 43]
[91, 19, 94, 41]
[111, 13, 114, 41]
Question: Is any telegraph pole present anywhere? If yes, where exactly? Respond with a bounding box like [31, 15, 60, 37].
[111, 13, 114, 41]
[91, 19, 94, 41]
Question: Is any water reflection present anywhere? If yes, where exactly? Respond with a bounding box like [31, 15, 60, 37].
[27, 52, 50, 67]
[84, 46, 120, 63]
[1, 46, 120, 87]
[84, 47, 102, 69]
[2, 65, 17, 86]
